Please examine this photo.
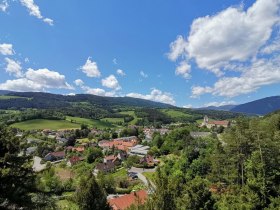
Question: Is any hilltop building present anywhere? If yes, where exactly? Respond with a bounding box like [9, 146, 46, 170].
[201, 116, 230, 128]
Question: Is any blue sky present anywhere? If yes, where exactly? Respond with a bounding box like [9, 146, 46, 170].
[0, 0, 280, 107]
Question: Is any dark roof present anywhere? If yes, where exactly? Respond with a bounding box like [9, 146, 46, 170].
[95, 162, 115, 171]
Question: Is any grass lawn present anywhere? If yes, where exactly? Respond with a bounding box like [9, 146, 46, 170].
[161, 109, 192, 118]
[56, 199, 79, 210]
[11, 119, 80, 130]
[111, 168, 127, 179]
[142, 172, 156, 182]
[101, 117, 124, 124]
[55, 168, 75, 181]
[66, 116, 114, 128]
[118, 110, 141, 125]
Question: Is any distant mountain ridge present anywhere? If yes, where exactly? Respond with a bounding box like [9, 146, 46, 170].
[0, 91, 174, 109]
[199, 96, 280, 115]
[231, 96, 280, 115]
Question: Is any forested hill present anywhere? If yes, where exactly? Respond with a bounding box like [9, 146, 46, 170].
[0, 91, 174, 109]
[231, 96, 280, 115]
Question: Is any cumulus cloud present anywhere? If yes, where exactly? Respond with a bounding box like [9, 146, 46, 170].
[20, 0, 54, 25]
[79, 57, 101, 78]
[5, 58, 23, 78]
[116, 69, 126, 76]
[192, 55, 280, 98]
[0, 68, 73, 92]
[175, 61, 191, 79]
[101, 75, 121, 90]
[0, 0, 9, 12]
[0, 43, 14, 55]
[183, 104, 193, 108]
[127, 88, 176, 105]
[168, 0, 280, 76]
[74, 79, 84, 87]
[140, 71, 148, 78]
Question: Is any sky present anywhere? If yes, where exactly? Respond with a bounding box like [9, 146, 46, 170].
[0, 0, 280, 108]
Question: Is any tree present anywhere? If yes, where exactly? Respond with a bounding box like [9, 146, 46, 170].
[0, 126, 51, 209]
[75, 174, 110, 210]
[87, 147, 103, 163]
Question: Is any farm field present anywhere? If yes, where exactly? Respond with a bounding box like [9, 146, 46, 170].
[66, 116, 114, 128]
[11, 119, 80, 130]
[100, 117, 124, 124]
[118, 110, 141, 125]
[161, 109, 193, 118]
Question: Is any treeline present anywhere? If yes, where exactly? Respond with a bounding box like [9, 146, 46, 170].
[133, 113, 280, 209]
[1, 109, 65, 125]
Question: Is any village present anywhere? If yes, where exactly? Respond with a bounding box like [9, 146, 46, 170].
[15, 115, 231, 209]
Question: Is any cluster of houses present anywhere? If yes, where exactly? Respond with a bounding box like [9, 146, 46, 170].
[143, 127, 170, 141]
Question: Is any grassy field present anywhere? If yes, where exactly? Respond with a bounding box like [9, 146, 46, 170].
[66, 116, 114, 128]
[11, 119, 80, 130]
[101, 117, 124, 124]
[142, 172, 156, 182]
[56, 199, 79, 210]
[118, 110, 141, 125]
[161, 109, 192, 118]
[111, 168, 127, 179]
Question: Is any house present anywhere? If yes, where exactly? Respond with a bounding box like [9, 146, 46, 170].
[108, 190, 148, 210]
[56, 137, 68, 145]
[190, 132, 211, 138]
[99, 137, 138, 152]
[67, 156, 83, 167]
[94, 162, 115, 174]
[72, 146, 85, 153]
[140, 155, 156, 167]
[44, 151, 65, 162]
[201, 116, 230, 129]
[104, 155, 121, 166]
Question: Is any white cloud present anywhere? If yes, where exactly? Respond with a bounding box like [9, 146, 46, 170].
[43, 18, 54, 26]
[168, 0, 280, 76]
[0, 0, 9, 12]
[20, 0, 54, 25]
[5, 58, 23, 78]
[82, 86, 116, 97]
[116, 69, 126, 76]
[0, 78, 43, 92]
[127, 88, 176, 105]
[140, 71, 148, 78]
[0, 43, 14, 55]
[203, 101, 236, 107]
[183, 104, 192, 108]
[74, 79, 84, 87]
[79, 57, 101, 78]
[175, 61, 191, 79]
[192, 55, 280, 98]
[0, 68, 73, 92]
[261, 33, 280, 54]
[101, 75, 121, 90]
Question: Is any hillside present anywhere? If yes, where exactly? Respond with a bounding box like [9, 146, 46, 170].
[0, 91, 174, 110]
[231, 96, 280, 115]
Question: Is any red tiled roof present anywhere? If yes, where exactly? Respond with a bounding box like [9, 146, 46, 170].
[69, 156, 81, 165]
[209, 120, 229, 126]
[108, 190, 148, 210]
[51, 151, 65, 157]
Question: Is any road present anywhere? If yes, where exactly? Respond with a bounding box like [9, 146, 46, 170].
[128, 167, 156, 190]
[32, 156, 46, 172]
